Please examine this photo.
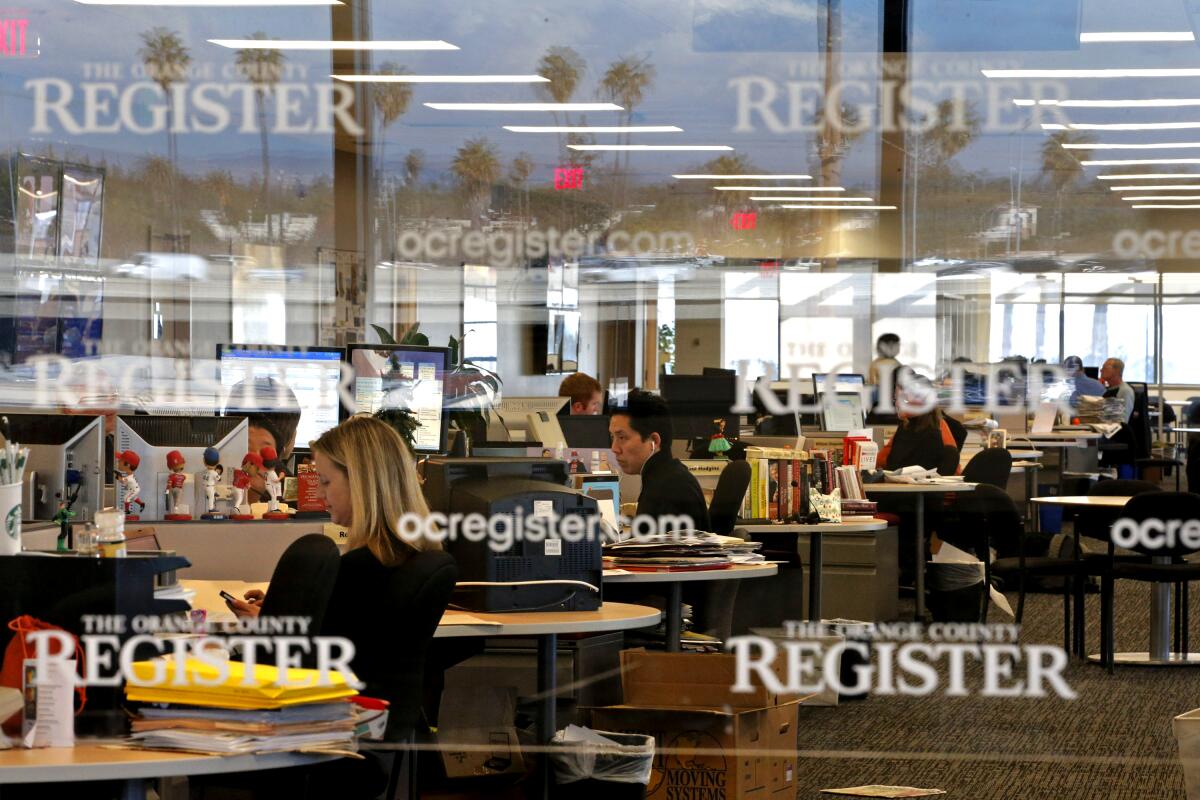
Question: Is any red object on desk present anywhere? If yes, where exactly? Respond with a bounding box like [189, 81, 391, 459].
[618, 564, 734, 573]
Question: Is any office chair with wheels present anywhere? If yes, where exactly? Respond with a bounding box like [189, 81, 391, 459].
[709, 459, 752, 534]
[962, 448, 1013, 489]
[937, 445, 960, 477]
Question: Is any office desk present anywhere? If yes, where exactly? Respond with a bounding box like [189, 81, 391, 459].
[603, 563, 778, 651]
[863, 483, 976, 619]
[736, 520, 889, 621]
[0, 743, 334, 800]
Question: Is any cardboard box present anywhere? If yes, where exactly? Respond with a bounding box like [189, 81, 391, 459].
[590, 701, 798, 800]
[436, 685, 525, 779]
[749, 627, 844, 707]
[619, 649, 801, 709]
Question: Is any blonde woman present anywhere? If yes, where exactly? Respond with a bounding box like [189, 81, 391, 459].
[230, 414, 457, 744]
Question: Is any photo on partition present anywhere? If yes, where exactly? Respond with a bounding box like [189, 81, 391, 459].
[987, 429, 1008, 449]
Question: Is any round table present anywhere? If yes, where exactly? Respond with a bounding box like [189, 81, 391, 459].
[1032, 495, 1200, 667]
[864, 483, 977, 619]
[736, 520, 889, 621]
[603, 563, 777, 652]
[0, 743, 335, 799]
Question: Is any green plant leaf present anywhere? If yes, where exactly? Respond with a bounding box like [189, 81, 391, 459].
[371, 324, 397, 345]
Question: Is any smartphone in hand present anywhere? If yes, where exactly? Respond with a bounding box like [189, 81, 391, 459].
[219, 590, 238, 605]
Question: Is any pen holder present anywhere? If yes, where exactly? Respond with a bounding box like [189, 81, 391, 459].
[0, 483, 22, 555]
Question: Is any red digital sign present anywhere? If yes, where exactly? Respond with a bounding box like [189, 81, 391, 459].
[730, 211, 757, 230]
[554, 166, 584, 191]
[0, 17, 30, 58]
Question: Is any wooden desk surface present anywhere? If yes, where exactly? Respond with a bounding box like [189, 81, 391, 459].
[603, 562, 777, 584]
[864, 482, 976, 493]
[434, 602, 661, 638]
[1031, 495, 1133, 508]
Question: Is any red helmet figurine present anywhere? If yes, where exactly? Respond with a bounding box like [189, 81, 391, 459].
[242, 452, 264, 472]
[260, 446, 278, 466]
[166, 450, 185, 471]
[116, 450, 140, 472]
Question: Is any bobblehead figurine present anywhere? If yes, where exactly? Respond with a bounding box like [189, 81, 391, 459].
[230, 452, 262, 520]
[200, 447, 224, 519]
[115, 450, 145, 520]
[164, 450, 191, 520]
[260, 446, 288, 520]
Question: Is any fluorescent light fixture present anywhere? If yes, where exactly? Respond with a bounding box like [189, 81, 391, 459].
[778, 204, 896, 210]
[211, 39, 452, 49]
[1018, 98, 1200, 108]
[1082, 158, 1200, 166]
[425, 102, 622, 111]
[79, 0, 339, 4]
[503, 125, 681, 133]
[1064, 142, 1200, 150]
[1098, 173, 1200, 179]
[1131, 204, 1200, 208]
[1122, 195, 1200, 200]
[1070, 122, 1200, 131]
[1111, 185, 1200, 190]
[1042, 124, 1069, 130]
[750, 196, 873, 201]
[985, 68, 1200, 78]
[714, 186, 844, 192]
[1080, 31, 1195, 42]
[568, 144, 732, 151]
[672, 174, 812, 179]
[335, 74, 547, 83]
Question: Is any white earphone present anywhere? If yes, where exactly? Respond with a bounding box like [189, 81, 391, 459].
[649, 440, 657, 454]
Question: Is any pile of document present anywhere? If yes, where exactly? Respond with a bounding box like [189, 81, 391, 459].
[604, 531, 762, 571]
[883, 466, 963, 485]
[125, 657, 361, 755]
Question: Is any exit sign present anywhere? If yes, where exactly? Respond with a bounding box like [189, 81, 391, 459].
[554, 166, 584, 191]
[730, 211, 757, 230]
[0, 16, 32, 58]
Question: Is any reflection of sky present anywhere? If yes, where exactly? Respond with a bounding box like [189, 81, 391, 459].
[4, 0, 1200, 188]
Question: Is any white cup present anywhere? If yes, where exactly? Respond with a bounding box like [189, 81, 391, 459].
[0, 483, 22, 555]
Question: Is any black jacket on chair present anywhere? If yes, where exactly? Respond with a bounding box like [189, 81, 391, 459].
[320, 547, 458, 740]
[635, 450, 711, 531]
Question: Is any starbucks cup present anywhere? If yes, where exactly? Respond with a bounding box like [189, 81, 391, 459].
[0, 483, 22, 555]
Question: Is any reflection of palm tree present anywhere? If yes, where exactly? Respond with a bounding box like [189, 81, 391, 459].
[509, 153, 534, 222]
[699, 153, 758, 234]
[536, 46, 586, 160]
[235, 33, 286, 241]
[370, 63, 412, 258]
[922, 99, 982, 169]
[404, 149, 424, 217]
[600, 55, 655, 199]
[1040, 130, 1093, 244]
[452, 138, 501, 227]
[139, 27, 191, 245]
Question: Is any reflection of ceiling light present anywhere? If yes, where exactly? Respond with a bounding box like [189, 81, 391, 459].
[778, 204, 896, 210]
[1098, 173, 1200, 179]
[985, 68, 1200, 78]
[335, 74, 547, 83]
[79, 0, 339, 5]
[62, 174, 100, 186]
[1082, 158, 1200, 165]
[1080, 31, 1195, 42]
[672, 174, 811, 179]
[1065, 142, 1200, 150]
[504, 125, 681, 133]
[1042, 124, 1069, 130]
[568, 144, 731, 151]
[1018, 98, 1200, 108]
[1131, 204, 1200, 208]
[425, 102, 622, 111]
[1122, 195, 1200, 200]
[1110, 184, 1200, 190]
[715, 186, 844, 191]
[17, 186, 57, 198]
[210, 39, 453, 49]
[1071, 122, 1200, 130]
[750, 196, 872, 201]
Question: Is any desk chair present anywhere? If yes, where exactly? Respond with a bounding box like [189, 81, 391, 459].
[259, 534, 341, 665]
[962, 448, 1013, 489]
[937, 445, 960, 477]
[1099, 491, 1200, 673]
[709, 460, 752, 535]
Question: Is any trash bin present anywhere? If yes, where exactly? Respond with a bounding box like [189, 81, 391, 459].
[1174, 708, 1200, 800]
[927, 561, 985, 622]
[549, 726, 655, 800]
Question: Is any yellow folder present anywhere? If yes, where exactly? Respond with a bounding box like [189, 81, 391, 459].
[125, 658, 359, 709]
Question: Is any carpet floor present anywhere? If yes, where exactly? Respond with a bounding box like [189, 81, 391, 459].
[792, 581, 1200, 799]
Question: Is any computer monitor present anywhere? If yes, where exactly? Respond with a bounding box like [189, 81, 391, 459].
[659, 374, 740, 446]
[115, 415, 248, 520]
[346, 344, 450, 454]
[812, 373, 867, 396]
[217, 345, 343, 446]
[820, 392, 866, 432]
[487, 397, 570, 444]
[1083, 366, 1099, 380]
[2, 414, 104, 522]
[560, 414, 613, 449]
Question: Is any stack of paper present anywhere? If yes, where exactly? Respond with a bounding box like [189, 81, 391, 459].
[604, 532, 762, 571]
[125, 658, 361, 755]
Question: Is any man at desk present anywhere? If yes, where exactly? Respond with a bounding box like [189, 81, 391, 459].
[559, 372, 604, 415]
[1064, 355, 1105, 404]
[609, 388, 710, 530]
[1100, 357, 1135, 424]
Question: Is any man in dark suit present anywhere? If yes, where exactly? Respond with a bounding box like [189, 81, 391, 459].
[609, 388, 710, 531]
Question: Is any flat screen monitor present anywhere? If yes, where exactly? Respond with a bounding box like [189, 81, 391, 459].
[3, 414, 104, 523]
[812, 373, 866, 396]
[488, 397, 570, 444]
[820, 392, 866, 432]
[560, 414, 613, 449]
[347, 344, 450, 454]
[659, 374, 740, 445]
[217, 345, 344, 446]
